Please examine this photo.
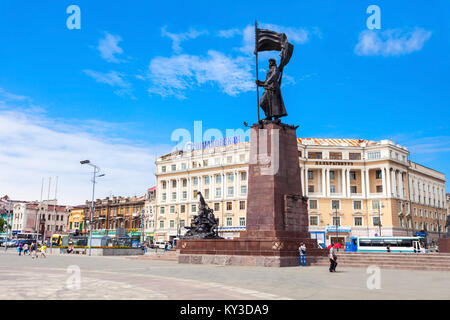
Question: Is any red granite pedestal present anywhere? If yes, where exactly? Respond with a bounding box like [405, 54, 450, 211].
[179, 122, 327, 267]
[438, 238, 450, 253]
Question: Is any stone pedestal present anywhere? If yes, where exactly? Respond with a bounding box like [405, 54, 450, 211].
[179, 122, 327, 267]
[438, 238, 450, 253]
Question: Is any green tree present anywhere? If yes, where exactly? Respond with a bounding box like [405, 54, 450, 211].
[0, 217, 6, 232]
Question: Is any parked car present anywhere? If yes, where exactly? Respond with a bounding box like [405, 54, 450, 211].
[4, 239, 18, 247]
[154, 241, 166, 249]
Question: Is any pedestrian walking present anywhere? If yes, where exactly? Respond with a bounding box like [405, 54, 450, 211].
[23, 243, 29, 255]
[329, 246, 338, 272]
[30, 242, 37, 259]
[18, 242, 23, 256]
[40, 243, 47, 258]
[299, 243, 306, 266]
[386, 244, 391, 253]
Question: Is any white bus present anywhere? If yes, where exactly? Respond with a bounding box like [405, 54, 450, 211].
[356, 237, 422, 253]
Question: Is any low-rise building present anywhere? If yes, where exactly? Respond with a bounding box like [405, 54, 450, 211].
[12, 200, 70, 239]
[67, 205, 86, 234]
[85, 195, 146, 238]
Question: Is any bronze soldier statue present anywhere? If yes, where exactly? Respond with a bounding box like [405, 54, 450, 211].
[256, 58, 287, 121]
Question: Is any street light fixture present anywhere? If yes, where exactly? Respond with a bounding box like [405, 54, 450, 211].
[80, 160, 105, 256]
[378, 202, 385, 237]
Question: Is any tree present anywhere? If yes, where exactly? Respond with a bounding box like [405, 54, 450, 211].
[0, 217, 6, 233]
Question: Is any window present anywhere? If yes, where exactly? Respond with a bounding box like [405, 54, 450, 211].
[353, 201, 362, 210]
[170, 220, 175, 228]
[180, 205, 185, 213]
[239, 154, 245, 162]
[354, 217, 363, 226]
[309, 200, 317, 209]
[227, 156, 233, 164]
[309, 216, 318, 226]
[239, 217, 246, 227]
[215, 188, 222, 197]
[308, 152, 322, 159]
[373, 217, 381, 226]
[349, 153, 361, 160]
[349, 171, 356, 180]
[203, 160, 208, 167]
[215, 158, 221, 165]
[240, 185, 247, 195]
[182, 179, 187, 187]
[193, 190, 198, 198]
[350, 186, 357, 194]
[162, 181, 167, 189]
[193, 177, 198, 185]
[367, 151, 381, 160]
[161, 166, 166, 173]
[226, 202, 232, 211]
[226, 217, 233, 226]
[375, 170, 382, 179]
[191, 204, 196, 213]
[171, 164, 176, 172]
[228, 187, 234, 196]
[332, 216, 341, 226]
[376, 185, 383, 193]
[227, 173, 234, 182]
[160, 207, 165, 214]
[215, 174, 222, 184]
[308, 186, 314, 193]
[308, 171, 314, 180]
[204, 176, 210, 185]
[330, 171, 335, 179]
[329, 152, 342, 160]
[330, 185, 336, 194]
[159, 220, 164, 228]
[181, 163, 187, 170]
[239, 201, 246, 210]
[204, 189, 210, 199]
[240, 172, 247, 181]
[331, 200, 340, 209]
[372, 200, 381, 210]
[170, 206, 175, 214]
[180, 220, 185, 228]
[182, 191, 187, 199]
[214, 203, 220, 211]
[172, 192, 177, 200]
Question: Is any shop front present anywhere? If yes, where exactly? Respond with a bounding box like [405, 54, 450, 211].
[325, 226, 352, 247]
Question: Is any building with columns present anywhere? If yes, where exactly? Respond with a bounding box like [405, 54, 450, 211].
[153, 141, 249, 242]
[153, 138, 447, 246]
[299, 138, 446, 245]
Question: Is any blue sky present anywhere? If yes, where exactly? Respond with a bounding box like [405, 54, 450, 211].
[0, 0, 449, 204]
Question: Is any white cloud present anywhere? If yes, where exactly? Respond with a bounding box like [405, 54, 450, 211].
[0, 109, 170, 205]
[83, 70, 129, 87]
[0, 88, 29, 101]
[83, 70, 135, 99]
[217, 28, 242, 38]
[161, 26, 208, 53]
[355, 28, 432, 56]
[98, 32, 125, 63]
[148, 50, 254, 99]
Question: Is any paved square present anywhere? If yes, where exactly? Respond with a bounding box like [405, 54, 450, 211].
[0, 252, 449, 300]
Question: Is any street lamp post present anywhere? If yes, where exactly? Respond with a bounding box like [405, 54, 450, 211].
[335, 205, 339, 247]
[80, 160, 105, 256]
[378, 202, 385, 237]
